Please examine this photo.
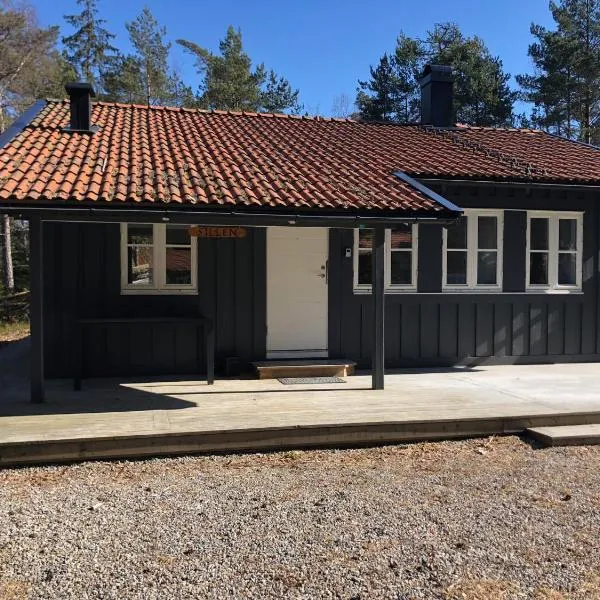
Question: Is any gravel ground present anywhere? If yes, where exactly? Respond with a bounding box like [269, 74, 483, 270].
[0, 436, 599, 600]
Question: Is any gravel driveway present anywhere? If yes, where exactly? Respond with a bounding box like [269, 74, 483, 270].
[0, 436, 599, 599]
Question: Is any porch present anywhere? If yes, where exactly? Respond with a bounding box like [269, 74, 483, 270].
[2, 352, 600, 466]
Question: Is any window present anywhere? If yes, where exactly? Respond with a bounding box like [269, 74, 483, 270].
[353, 224, 418, 291]
[443, 210, 503, 291]
[120, 223, 197, 294]
[527, 212, 582, 291]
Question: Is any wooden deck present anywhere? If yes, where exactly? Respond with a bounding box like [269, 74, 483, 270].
[2, 363, 600, 466]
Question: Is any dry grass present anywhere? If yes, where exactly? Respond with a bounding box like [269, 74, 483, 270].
[0, 291, 29, 343]
[444, 578, 520, 599]
[579, 572, 600, 599]
[532, 588, 568, 600]
[0, 580, 30, 600]
[0, 320, 29, 343]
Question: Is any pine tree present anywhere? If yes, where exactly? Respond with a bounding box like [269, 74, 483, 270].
[426, 24, 516, 126]
[168, 69, 196, 108]
[519, 1, 600, 143]
[356, 23, 516, 126]
[126, 6, 172, 106]
[356, 53, 404, 121]
[177, 26, 300, 112]
[62, 0, 116, 89]
[261, 70, 300, 113]
[102, 7, 188, 107]
[518, 25, 578, 137]
[393, 34, 424, 122]
[553, 0, 600, 143]
[101, 54, 146, 104]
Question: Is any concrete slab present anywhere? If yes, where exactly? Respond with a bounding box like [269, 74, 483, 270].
[527, 424, 600, 446]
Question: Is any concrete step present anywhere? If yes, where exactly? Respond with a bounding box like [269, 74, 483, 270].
[527, 424, 600, 447]
[252, 359, 356, 380]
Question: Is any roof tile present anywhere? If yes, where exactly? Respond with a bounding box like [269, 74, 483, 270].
[0, 100, 598, 213]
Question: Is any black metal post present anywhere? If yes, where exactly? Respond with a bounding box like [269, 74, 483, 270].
[372, 225, 385, 390]
[29, 216, 44, 403]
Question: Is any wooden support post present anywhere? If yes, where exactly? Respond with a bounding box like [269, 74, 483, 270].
[29, 216, 45, 403]
[372, 225, 385, 390]
[205, 320, 215, 385]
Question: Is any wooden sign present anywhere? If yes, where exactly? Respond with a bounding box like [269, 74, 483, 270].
[189, 226, 247, 239]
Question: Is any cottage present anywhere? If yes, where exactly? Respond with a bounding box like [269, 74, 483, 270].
[1, 65, 600, 404]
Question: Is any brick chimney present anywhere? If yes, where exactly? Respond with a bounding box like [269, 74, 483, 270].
[419, 65, 454, 127]
[64, 82, 97, 133]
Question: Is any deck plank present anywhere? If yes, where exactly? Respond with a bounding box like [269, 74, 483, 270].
[1, 364, 600, 464]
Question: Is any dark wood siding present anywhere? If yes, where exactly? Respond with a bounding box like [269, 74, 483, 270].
[43, 223, 266, 377]
[43, 184, 600, 377]
[329, 185, 600, 367]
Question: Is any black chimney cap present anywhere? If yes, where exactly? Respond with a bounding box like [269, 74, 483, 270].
[63, 81, 98, 133]
[65, 82, 96, 96]
[420, 64, 454, 83]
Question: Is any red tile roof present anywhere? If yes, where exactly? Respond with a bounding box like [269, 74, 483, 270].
[0, 100, 598, 214]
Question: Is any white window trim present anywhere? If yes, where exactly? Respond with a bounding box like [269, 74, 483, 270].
[353, 226, 418, 293]
[526, 211, 583, 293]
[120, 223, 198, 295]
[442, 209, 504, 293]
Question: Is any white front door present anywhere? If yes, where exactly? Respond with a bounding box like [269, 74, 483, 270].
[266, 227, 328, 359]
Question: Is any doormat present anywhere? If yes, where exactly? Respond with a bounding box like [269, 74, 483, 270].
[278, 376, 346, 385]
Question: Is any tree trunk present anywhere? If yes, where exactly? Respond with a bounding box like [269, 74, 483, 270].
[2, 213, 14, 293]
[0, 97, 13, 293]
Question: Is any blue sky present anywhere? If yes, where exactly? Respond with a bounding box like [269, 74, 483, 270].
[33, 0, 556, 116]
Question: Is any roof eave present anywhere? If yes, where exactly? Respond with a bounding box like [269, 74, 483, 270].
[0, 200, 461, 228]
[416, 175, 600, 190]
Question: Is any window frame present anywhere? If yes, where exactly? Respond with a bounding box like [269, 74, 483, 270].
[526, 211, 583, 293]
[442, 209, 504, 292]
[120, 223, 198, 295]
[353, 225, 418, 293]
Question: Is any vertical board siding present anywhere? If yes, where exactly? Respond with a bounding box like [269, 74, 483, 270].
[529, 303, 547, 356]
[457, 303, 476, 358]
[43, 188, 600, 375]
[493, 303, 510, 357]
[511, 303, 529, 356]
[438, 303, 458, 358]
[252, 232, 267, 361]
[216, 238, 235, 357]
[565, 303, 583, 355]
[420, 303, 439, 358]
[384, 300, 401, 364]
[475, 303, 494, 357]
[547, 303, 565, 356]
[44, 223, 266, 377]
[400, 303, 420, 359]
[234, 237, 253, 363]
[329, 189, 598, 367]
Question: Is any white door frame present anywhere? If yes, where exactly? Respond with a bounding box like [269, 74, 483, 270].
[266, 227, 329, 359]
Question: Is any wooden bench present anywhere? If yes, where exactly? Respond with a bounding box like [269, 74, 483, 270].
[73, 316, 215, 390]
